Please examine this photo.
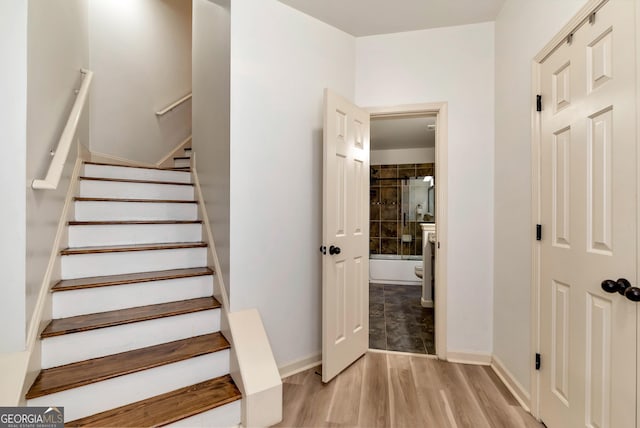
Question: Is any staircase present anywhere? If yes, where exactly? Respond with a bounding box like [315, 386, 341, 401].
[25, 156, 242, 426]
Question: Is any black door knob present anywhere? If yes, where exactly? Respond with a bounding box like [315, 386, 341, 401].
[601, 278, 631, 295]
[329, 245, 341, 255]
[601, 279, 619, 294]
[625, 287, 640, 302]
[601, 278, 640, 302]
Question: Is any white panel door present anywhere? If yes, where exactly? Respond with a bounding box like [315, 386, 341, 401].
[322, 89, 370, 383]
[538, 1, 637, 427]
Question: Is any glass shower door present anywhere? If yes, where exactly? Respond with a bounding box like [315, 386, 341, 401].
[400, 177, 434, 259]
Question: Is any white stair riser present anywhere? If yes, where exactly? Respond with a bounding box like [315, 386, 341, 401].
[52, 276, 214, 318]
[41, 309, 220, 368]
[165, 400, 241, 428]
[80, 180, 194, 201]
[68, 223, 202, 247]
[61, 247, 207, 279]
[174, 158, 191, 168]
[75, 201, 198, 221]
[84, 164, 191, 184]
[29, 351, 230, 422]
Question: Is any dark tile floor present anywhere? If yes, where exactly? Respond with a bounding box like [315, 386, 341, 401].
[369, 283, 435, 354]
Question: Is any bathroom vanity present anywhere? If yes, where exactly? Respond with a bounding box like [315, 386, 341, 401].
[418, 223, 435, 307]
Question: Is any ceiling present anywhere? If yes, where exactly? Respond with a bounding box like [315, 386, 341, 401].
[371, 116, 436, 150]
[278, 0, 506, 37]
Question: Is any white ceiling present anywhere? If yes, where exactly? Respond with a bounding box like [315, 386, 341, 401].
[371, 116, 436, 150]
[278, 0, 506, 37]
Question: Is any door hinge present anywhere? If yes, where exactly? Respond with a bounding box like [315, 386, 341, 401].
[536, 95, 542, 112]
[536, 224, 542, 241]
[535, 353, 541, 370]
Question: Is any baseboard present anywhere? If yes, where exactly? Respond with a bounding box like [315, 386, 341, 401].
[88, 136, 192, 170]
[90, 151, 157, 168]
[490, 354, 531, 412]
[446, 351, 492, 366]
[420, 297, 434, 308]
[156, 135, 192, 169]
[278, 354, 321, 379]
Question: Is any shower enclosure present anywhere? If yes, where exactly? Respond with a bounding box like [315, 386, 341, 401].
[369, 163, 435, 260]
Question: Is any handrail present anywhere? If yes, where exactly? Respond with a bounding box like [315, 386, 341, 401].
[32, 69, 93, 190]
[155, 92, 192, 116]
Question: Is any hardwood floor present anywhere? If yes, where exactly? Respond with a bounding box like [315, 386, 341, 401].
[275, 352, 541, 428]
[27, 333, 229, 399]
[66, 374, 241, 427]
[41, 297, 220, 338]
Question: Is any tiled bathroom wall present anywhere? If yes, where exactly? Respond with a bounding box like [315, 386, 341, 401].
[370, 163, 435, 256]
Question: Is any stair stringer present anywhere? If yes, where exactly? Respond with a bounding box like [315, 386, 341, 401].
[0, 145, 90, 406]
[191, 153, 283, 428]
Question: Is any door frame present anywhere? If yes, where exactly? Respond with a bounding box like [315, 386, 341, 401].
[366, 102, 448, 361]
[529, 0, 633, 418]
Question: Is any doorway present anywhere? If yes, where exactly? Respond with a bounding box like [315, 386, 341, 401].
[321, 93, 448, 382]
[368, 114, 437, 355]
[367, 103, 448, 361]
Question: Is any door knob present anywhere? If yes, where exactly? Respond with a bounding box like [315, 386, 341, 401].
[329, 245, 341, 255]
[601, 278, 640, 302]
[601, 278, 631, 295]
[625, 287, 640, 302]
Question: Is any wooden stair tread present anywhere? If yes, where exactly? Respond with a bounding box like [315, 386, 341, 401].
[26, 333, 229, 399]
[41, 297, 220, 338]
[66, 375, 240, 427]
[68, 220, 202, 226]
[79, 176, 194, 186]
[84, 161, 191, 173]
[61, 242, 207, 255]
[52, 267, 214, 292]
[74, 197, 197, 204]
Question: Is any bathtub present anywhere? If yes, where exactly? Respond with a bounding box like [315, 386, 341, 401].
[369, 254, 422, 286]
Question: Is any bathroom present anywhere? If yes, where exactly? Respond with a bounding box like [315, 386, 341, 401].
[369, 114, 437, 355]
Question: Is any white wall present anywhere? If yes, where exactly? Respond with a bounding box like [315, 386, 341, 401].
[371, 147, 435, 165]
[192, 0, 230, 293]
[0, 0, 28, 352]
[229, 0, 356, 367]
[25, 0, 89, 343]
[493, 0, 588, 395]
[356, 23, 495, 355]
[88, 0, 192, 164]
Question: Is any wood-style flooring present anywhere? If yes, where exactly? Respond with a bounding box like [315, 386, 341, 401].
[27, 333, 229, 399]
[275, 352, 542, 428]
[66, 374, 240, 427]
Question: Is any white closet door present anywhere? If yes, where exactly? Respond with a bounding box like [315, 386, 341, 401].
[538, 1, 637, 427]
